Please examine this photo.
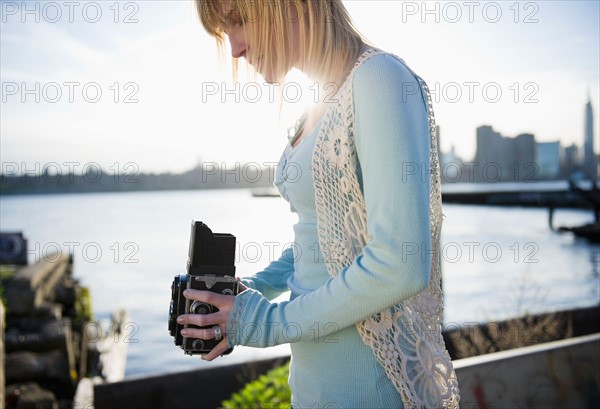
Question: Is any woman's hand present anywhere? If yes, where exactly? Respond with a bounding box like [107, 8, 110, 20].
[177, 289, 236, 361]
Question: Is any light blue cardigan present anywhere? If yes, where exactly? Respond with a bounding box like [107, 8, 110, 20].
[227, 53, 431, 409]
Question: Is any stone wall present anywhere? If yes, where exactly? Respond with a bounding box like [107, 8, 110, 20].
[3, 252, 92, 408]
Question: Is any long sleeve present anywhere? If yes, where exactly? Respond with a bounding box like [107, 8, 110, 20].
[227, 54, 432, 348]
[241, 247, 294, 300]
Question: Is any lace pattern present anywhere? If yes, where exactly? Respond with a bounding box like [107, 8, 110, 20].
[311, 47, 460, 408]
[226, 288, 253, 348]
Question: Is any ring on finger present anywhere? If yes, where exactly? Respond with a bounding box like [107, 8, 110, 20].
[213, 325, 222, 342]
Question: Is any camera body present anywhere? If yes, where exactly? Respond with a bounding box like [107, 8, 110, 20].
[168, 221, 238, 355]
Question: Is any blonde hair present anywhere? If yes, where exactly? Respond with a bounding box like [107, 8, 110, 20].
[195, 0, 368, 85]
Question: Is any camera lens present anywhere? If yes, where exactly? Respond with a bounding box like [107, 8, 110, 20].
[221, 289, 234, 295]
[192, 339, 205, 351]
[190, 301, 214, 315]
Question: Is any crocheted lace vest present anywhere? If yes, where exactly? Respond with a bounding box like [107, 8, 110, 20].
[311, 47, 460, 408]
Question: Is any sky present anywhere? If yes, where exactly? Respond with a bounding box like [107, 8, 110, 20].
[1, 0, 599, 174]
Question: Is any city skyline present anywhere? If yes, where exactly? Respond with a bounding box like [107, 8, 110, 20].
[1, 1, 599, 173]
[438, 96, 598, 183]
[442, 95, 597, 161]
[2, 95, 597, 194]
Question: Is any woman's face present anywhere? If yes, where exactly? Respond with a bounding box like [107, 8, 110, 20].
[220, 2, 302, 83]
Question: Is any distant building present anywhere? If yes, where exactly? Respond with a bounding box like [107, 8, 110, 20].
[515, 133, 536, 182]
[474, 126, 535, 182]
[536, 142, 561, 180]
[440, 145, 463, 182]
[562, 144, 580, 177]
[584, 97, 597, 180]
[475, 126, 505, 182]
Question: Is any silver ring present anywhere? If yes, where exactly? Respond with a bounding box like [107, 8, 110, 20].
[213, 325, 222, 342]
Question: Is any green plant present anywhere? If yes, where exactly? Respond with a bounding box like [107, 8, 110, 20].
[0, 265, 17, 309]
[75, 286, 93, 324]
[221, 361, 292, 409]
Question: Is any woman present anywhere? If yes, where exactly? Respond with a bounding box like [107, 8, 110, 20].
[178, 1, 460, 407]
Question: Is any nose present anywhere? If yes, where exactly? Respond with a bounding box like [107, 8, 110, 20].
[227, 29, 247, 59]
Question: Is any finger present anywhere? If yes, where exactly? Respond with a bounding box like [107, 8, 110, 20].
[178, 310, 228, 327]
[183, 289, 231, 308]
[180, 323, 224, 340]
[202, 338, 230, 361]
[236, 277, 248, 292]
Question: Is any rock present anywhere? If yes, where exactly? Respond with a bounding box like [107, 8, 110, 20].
[5, 350, 73, 385]
[6, 253, 70, 316]
[4, 382, 58, 409]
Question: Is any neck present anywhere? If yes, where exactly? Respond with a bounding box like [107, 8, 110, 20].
[296, 44, 369, 92]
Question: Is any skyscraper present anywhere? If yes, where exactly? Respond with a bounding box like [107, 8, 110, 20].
[584, 96, 597, 180]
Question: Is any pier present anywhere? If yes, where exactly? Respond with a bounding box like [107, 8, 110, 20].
[1, 245, 128, 409]
[441, 180, 600, 209]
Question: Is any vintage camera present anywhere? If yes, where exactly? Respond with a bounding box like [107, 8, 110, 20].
[168, 221, 238, 355]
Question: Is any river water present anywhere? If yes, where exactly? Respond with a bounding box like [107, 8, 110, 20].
[1, 189, 598, 378]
